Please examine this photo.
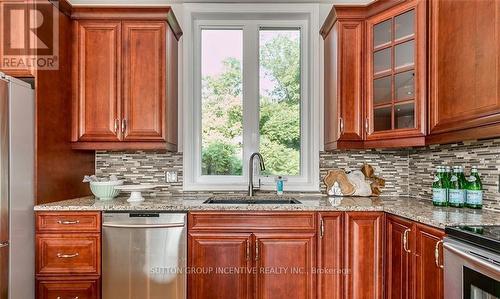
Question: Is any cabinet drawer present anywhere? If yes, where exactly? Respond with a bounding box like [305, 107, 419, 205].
[36, 212, 101, 233]
[36, 234, 100, 276]
[189, 212, 316, 231]
[37, 278, 99, 299]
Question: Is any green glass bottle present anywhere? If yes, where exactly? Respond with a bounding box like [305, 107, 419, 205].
[432, 166, 447, 206]
[448, 166, 466, 208]
[444, 166, 451, 202]
[466, 166, 483, 209]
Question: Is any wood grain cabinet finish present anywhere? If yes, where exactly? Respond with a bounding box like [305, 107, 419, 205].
[323, 20, 364, 150]
[71, 8, 181, 151]
[385, 214, 414, 299]
[188, 233, 253, 299]
[72, 20, 122, 143]
[255, 233, 316, 299]
[36, 212, 102, 299]
[322, 0, 427, 149]
[36, 212, 101, 233]
[122, 21, 166, 142]
[0, 0, 36, 77]
[383, 214, 445, 299]
[364, 0, 427, 148]
[428, 0, 500, 144]
[317, 212, 343, 299]
[323, 0, 500, 148]
[36, 278, 100, 299]
[344, 212, 384, 299]
[188, 212, 317, 299]
[414, 223, 444, 299]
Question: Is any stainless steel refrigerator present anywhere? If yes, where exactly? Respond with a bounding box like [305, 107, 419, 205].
[0, 72, 35, 299]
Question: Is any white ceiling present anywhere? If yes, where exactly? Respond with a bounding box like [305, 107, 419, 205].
[68, 0, 373, 5]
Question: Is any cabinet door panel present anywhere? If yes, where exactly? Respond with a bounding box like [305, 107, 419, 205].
[338, 21, 364, 143]
[415, 224, 444, 299]
[429, 0, 500, 140]
[122, 21, 166, 141]
[255, 233, 316, 299]
[188, 233, 252, 299]
[73, 20, 121, 142]
[324, 21, 364, 150]
[317, 212, 343, 299]
[345, 212, 383, 299]
[365, 0, 426, 145]
[385, 215, 414, 299]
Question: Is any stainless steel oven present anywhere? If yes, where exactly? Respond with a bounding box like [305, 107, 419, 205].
[444, 226, 500, 299]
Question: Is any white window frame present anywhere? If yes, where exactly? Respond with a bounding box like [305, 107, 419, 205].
[183, 4, 320, 192]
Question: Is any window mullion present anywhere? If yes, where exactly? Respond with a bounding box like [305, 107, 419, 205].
[242, 23, 260, 181]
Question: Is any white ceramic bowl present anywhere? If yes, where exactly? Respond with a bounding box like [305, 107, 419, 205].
[90, 180, 124, 201]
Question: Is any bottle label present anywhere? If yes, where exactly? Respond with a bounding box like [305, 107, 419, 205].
[450, 175, 458, 182]
[433, 176, 440, 183]
[432, 188, 447, 203]
[449, 189, 466, 204]
[466, 190, 483, 205]
[467, 176, 477, 182]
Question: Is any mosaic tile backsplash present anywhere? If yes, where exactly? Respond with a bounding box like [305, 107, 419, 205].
[95, 138, 500, 210]
[409, 138, 500, 211]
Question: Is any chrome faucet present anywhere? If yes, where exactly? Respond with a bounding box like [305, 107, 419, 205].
[248, 152, 266, 196]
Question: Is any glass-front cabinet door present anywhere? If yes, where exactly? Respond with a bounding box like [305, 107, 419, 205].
[365, 0, 426, 145]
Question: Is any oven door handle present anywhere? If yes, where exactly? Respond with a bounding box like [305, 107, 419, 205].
[444, 243, 500, 274]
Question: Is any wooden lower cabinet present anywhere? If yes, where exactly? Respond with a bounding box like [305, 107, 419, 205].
[254, 233, 316, 299]
[187, 212, 317, 299]
[35, 212, 101, 299]
[36, 278, 100, 299]
[188, 233, 253, 299]
[384, 215, 445, 299]
[385, 215, 414, 299]
[317, 212, 344, 299]
[414, 223, 444, 299]
[345, 212, 384, 299]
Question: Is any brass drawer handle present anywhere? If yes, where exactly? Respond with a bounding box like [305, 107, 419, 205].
[403, 228, 411, 253]
[435, 240, 444, 269]
[255, 241, 259, 261]
[57, 253, 79, 258]
[57, 220, 80, 225]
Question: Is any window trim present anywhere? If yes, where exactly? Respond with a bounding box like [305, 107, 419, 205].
[183, 4, 320, 192]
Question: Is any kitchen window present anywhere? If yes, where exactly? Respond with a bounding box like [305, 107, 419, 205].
[183, 5, 320, 191]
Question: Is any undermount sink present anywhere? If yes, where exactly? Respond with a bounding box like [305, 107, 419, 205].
[203, 196, 302, 205]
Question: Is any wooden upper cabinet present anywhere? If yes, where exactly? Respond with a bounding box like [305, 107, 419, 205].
[385, 215, 414, 299]
[317, 212, 343, 299]
[0, 0, 36, 77]
[188, 232, 252, 299]
[72, 20, 122, 142]
[428, 0, 500, 144]
[365, 0, 426, 147]
[414, 223, 444, 299]
[323, 20, 364, 150]
[122, 21, 166, 142]
[254, 233, 316, 299]
[322, 0, 426, 150]
[344, 212, 383, 299]
[71, 8, 182, 151]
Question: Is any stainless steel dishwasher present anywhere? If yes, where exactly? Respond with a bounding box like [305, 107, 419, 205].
[102, 212, 186, 299]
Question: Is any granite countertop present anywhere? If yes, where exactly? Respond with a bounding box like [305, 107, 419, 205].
[34, 195, 500, 229]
